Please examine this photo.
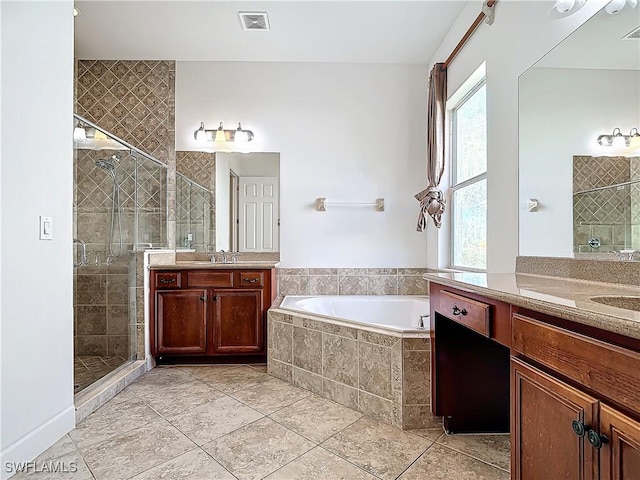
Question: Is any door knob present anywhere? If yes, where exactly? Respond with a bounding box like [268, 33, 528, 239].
[571, 420, 586, 437]
[587, 429, 608, 449]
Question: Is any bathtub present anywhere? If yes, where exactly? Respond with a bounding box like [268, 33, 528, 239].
[278, 295, 430, 333]
[268, 295, 433, 430]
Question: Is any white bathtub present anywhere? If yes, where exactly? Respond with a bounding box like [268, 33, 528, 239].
[279, 295, 430, 333]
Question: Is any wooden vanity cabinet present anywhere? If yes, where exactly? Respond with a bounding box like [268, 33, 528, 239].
[150, 268, 276, 362]
[430, 281, 640, 480]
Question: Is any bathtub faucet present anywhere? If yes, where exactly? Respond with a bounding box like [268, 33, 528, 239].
[417, 314, 429, 330]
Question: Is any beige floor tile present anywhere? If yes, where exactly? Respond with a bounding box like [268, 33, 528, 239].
[80, 422, 195, 480]
[69, 397, 162, 449]
[202, 417, 315, 480]
[409, 428, 445, 442]
[436, 434, 511, 471]
[34, 434, 77, 463]
[269, 395, 363, 443]
[230, 378, 312, 414]
[247, 364, 268, 373]
[398, 443, 510, 479]
[130, 448, 235, 480]
[179, 364, 243, 380]
[168, 395, 264, 445]
[131, 380, 224, 418]
[10, 451, 94, 480]
[197, 365, 272, 393]
[125, 367, 194, 395]
[321, 416, 432, 480]
[264, 446, 378, 480]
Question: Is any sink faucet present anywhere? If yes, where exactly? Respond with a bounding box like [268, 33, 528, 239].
[613, 250, 638, 261]
[219, 250, 228, 263]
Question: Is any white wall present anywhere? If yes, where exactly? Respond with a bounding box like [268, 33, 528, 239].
[425, 0, 608, 272]
[519, 67, 640, 257]
[1, 2, 75, 477]
[176, 61, 428, 267]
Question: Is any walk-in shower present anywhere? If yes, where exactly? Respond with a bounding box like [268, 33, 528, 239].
[73, 114, 168, 394]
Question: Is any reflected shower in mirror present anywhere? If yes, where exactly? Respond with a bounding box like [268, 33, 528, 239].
[518, 6, 640, 258]
[175, 151, 280, 253]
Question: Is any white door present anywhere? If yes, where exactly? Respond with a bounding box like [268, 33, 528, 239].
[238, 177, 279, 252]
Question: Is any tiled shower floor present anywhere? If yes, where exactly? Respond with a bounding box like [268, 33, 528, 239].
[27, 365, 510, 479]
[74, 356, 127, 393]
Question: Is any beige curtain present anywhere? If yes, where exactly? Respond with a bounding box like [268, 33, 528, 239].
[415, 63, 447, 230]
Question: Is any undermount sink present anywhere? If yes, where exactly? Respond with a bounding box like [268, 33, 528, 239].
[590, 296, 640, 312]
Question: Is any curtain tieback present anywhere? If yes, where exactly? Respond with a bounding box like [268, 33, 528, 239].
[414, 186, 446, 230]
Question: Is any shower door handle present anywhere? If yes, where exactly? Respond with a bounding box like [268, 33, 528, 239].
[73, 238, 87, 267]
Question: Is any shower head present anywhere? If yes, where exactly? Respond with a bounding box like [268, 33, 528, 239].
[94, 153, 121, 171]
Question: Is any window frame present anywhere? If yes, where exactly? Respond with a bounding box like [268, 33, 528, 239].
[449, 78, 487, 272]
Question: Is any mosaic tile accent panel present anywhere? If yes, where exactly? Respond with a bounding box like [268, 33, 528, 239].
[573, 156, 638, 253]
[76, 61, 175, 162]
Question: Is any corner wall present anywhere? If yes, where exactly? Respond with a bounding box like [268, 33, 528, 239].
[425, 0, 608, 272]
[1, 2, 75, 477]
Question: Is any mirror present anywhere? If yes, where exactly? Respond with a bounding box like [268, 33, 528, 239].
[519, 6, 640, 258]
[175, 151, 280, 253]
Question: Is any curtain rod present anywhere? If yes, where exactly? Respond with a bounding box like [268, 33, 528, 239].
[442, 0, 497, 70]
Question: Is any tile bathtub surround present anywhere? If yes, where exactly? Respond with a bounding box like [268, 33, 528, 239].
[267, 310, 434, 429]
[515, 256, 640, 286]
[27, 365, 510, 480]
[277, 267, 430, 296]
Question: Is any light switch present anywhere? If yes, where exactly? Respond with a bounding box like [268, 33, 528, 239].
[40, 216, 53, 240]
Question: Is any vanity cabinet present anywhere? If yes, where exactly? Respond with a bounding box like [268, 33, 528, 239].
[429, 281, 640, 480]
[150, 268, 276, 362]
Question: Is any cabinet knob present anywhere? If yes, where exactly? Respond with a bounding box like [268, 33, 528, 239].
[571, 420, 586, 437]
[587, 429, 608, 449]
[200, 295, 206, 301]
[452, 305, 467, 316]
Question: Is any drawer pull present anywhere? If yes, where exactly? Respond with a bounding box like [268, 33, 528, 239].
[571, 420, 586, 437]
[243, 277, 259, 283]
[452, 305, 467, 316]
[159, 278, 176, 284]
[587, 429, 608, 449]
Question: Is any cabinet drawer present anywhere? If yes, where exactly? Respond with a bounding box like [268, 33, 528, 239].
[238, 272, 264, 287]
[512, 314, 640, 414]
[186, 271, 234, 288]
[439, 290, 491, 337]
[155, 272, 181, 289]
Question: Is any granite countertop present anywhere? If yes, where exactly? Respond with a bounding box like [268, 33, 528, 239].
[150, 261, 280, 270]
[424, 272, 640, 340]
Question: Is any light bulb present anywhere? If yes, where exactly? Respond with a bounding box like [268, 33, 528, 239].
[235, 123, 248, 143]
[215, 122, 226, 143]
[195, 122, 206, 142]
[605, 0, 626, 14]
[612, 133, 626, 148]
[73, 126, 86, 141]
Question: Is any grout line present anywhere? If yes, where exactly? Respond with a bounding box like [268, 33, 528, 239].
[433, 438, 511, 473]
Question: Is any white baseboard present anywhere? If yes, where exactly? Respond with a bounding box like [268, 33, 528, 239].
[0, 405, 75, 480]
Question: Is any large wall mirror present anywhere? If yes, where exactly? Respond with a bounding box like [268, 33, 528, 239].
[519, 6, 640, 258]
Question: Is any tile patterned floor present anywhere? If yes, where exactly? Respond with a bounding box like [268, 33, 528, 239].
[74, 356, 128, 393]
[18, 365, 510, 480]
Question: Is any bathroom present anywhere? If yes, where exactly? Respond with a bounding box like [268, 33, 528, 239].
[2, 1, 640, 479]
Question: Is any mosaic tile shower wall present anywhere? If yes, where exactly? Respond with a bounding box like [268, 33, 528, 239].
[573, 156, 640, 252]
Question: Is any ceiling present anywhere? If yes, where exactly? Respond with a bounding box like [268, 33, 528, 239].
[74, 1, 468, 64]
[535, 6, 640, 70]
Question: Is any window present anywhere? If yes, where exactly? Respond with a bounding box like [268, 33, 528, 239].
[450, 81, 487, 270]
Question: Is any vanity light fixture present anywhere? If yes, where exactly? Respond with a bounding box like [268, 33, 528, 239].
[550, 0, 586, 17]
[596, 127, 640, 148]
[193, 122, 255, 143]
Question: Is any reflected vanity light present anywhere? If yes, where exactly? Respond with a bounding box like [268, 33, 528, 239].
[551, 0, 586, 17]
[596, 127, 640, 148]
[194, 122, 254, 143]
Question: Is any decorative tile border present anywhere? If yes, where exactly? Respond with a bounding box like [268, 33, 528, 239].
[277, 268, 429, 296]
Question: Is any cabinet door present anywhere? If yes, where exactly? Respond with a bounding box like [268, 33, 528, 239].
[511, 357, 599, 480]
[600, 404, 640, 480]
[212, 289, 263, 354]
[156, 289, 207, 354]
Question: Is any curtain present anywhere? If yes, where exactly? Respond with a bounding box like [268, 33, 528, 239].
[415, 63, 447, 230]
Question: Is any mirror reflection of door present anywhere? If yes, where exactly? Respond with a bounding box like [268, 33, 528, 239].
[238, 176, 279, 252]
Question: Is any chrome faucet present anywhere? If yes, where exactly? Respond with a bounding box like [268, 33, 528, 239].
[417, 314, 429, 330]
[612, 249, 638, 261]
[219, 250, 228, 263]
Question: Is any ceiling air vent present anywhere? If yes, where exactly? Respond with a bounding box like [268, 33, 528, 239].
[623, 26, 640, 39]
[238, 12, 270, 31]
